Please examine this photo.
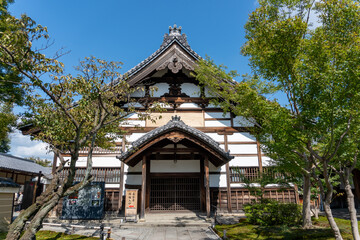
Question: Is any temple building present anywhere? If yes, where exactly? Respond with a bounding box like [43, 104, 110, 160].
[56, 25, 298, 219]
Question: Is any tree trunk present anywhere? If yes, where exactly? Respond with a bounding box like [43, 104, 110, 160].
[302, 173, 312, 228]
[343, 173, 360, 240]
[5, 202, 42, 240]
[20, 194, 61, 240]
[313, 166, 343, 240]
[323, 199, 343, 240]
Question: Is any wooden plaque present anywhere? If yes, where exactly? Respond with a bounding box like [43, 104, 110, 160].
[125, 189, 138, 218]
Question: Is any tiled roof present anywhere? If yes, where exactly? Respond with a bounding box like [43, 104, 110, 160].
[117, 115, 233, 162]
[122, 25, 202, 80]
[0, 153, 51, 175]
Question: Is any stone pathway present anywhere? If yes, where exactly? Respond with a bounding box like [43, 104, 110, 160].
[41, 212, 221, 239]
[41, 225, 220, 240]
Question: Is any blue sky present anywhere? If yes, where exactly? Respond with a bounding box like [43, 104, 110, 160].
[8, 0, 259, 160]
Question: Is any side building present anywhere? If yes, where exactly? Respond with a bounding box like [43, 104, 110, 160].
[55, 25, 298, 219]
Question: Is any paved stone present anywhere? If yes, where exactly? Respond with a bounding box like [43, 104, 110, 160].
[41, 225, 220, 240]
[41, 212, 221, 239]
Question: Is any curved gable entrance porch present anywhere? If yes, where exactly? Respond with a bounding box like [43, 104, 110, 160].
[117, 116, 233, 220]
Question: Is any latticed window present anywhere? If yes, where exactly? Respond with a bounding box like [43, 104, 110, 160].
[60, 167, 121, 183]
[230, 167, 284, 183]
[230, 167, 260, 183]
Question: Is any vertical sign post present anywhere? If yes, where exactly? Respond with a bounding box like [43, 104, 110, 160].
[125, 189, 138, 222]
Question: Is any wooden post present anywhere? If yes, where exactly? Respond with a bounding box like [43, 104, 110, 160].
[294, 185, 300, 204]
[140, 155, 146, 220]
[200, 158, 205, 211]
[52, 154, 57, 174]
[256, 140, 263, 173]
[33, 171, 42, 204]
[118, 137, 126, 212]
[224, 135, 232, 213]
[204, 156, 210, 218]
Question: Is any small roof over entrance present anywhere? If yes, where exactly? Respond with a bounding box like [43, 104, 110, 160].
[117, 116, 233, 167]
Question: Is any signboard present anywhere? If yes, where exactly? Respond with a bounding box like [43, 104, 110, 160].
[125, 189, 138, 222]
[61, 182, 105, 220]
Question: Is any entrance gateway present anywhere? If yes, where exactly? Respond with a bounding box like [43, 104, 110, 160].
[150, 176, 200, 211]
[117, 116, 234, 219]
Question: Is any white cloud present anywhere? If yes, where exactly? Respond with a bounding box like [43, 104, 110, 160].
[9, 130, 53, 161]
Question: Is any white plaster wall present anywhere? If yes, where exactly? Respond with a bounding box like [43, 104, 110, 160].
[150, 160, 200, 173]
[125, 113, 139, 119]
[207, 103, 218, 108]
[227, 132, 256, 142]
[205, 133, 224, 142]
[120, 120, 146, 127]
[105, 183, 120, 188]
[204, 86, 214, 98]
[209, 174, 227, 187]
[157, 102, 173, 109]
[229, 156, 259, 167]
[126, 133, 146, 142]
[127, 162, 142, 172]
[181, 83, 200, 97]
[204, 120, 232, 127]
[123, 102, 143, 108]
[63, 156, 121, 168]
[124, 175, 142, 186]
[130, 88, 145, 97]
[228, 144, 258, 154]
[262, 156, 273, 166]
[233, 116, 254, 127]
[178, 103, 201, 109]
[219, 144, 225, 150]
[204, 112, 230, 119]
[209, 162, 219, 172]
[152, 83, 169, 97]
[93, 157, 121, 167]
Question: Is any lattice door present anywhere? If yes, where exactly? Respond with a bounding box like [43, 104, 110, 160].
[150, 177, 200, 211]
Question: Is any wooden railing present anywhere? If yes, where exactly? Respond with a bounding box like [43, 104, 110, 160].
[60, 167, 121, 183]
[77, 146, 122, 154]
[230, 167, 284, 183]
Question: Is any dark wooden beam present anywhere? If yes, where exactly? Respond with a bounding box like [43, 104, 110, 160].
[257, 140, 263, 173]
[148, 154, 202, 160]
[140, 155, 146, 220]
[205, 156, 210, 218]
[224, 135, 232, 213]
[118, 137, 126, 212]
[150, 148, 200, 153]
[200, 158, 205, 211]
[121, 126, 252, 134]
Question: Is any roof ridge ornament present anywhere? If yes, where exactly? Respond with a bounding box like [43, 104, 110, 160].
[161, 24, 190, 48]
[171, 115, 181, 122]
[169, 24, 182, 36]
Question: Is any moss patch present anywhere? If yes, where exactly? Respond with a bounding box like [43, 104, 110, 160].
[214, 216, 357, 239]
[0, 231, 98, 240]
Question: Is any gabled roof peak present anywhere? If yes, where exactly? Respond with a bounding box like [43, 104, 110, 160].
[169, 24, 182, 36]
[161, 24, 190, 48]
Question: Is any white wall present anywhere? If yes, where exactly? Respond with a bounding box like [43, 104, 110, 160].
[229, 157, 259, 167]
[204, 112, 230, 119]
[227, 144, 258, 154]
[152, 83, 169, 97]
[181, 83, 200, 97]
[227, 132, 256, 142]
[150, 160, 200, 173]
[204, 120, 232, 127]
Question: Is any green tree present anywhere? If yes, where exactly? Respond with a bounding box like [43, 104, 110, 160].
[27, 156, 52, 167]
[0, 12, 162, 240]
[0, 0, 25, 153]
[195, 1, 360, 239]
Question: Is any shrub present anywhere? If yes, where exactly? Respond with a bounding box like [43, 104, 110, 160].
[243, 200, 302, 226]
